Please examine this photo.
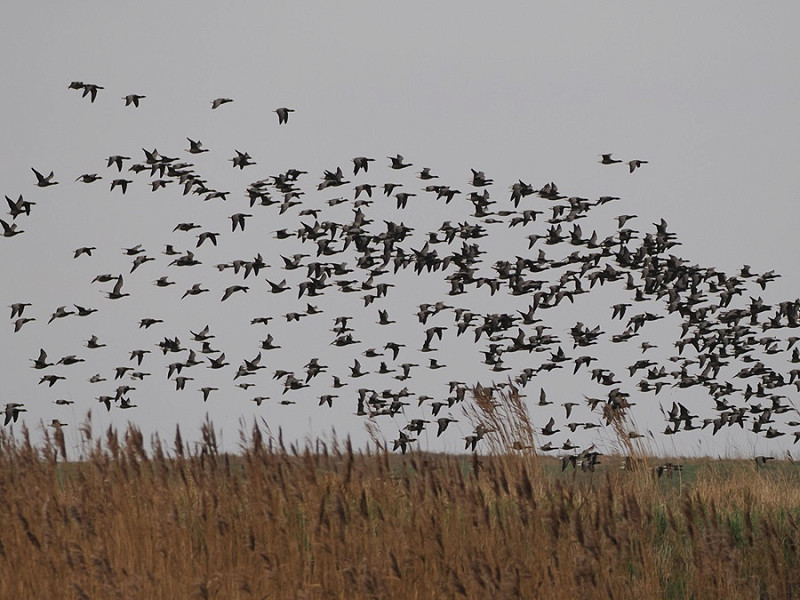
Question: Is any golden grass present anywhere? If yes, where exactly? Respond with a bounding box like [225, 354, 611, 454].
[1, 414, 800, 600]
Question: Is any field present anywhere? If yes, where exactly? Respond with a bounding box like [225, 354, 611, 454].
[1, 416, 800, 600]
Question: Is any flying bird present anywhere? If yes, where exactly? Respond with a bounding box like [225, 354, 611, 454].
[388, 154, 412, 169]
[352, 156, 375, 175]
[13, 317, 35, 332]
[0, 219, 24, 238]
[182, 284, 209, 299]
[107, 155, 130, 171]
[627, 159, 649, 173]
[221, 285, 249, 301]
[211, 98, 233, 109]
[31, 349, 53, 369]
[541, 418, 560, 436]
[10, 302, 31, 319]
[600, 153, 622, 165]
[32, 168, 58, 187]
[106, 275, 130, 300]
[470, 169, 493, 186]
[73, 247, 96, 258]
[110, 179, 133, 194]
[5, 194, 35, 218]
[275, 107, 294, 124]
[81, 83, 104, 102]
[76, 173, 102, 183]
[186, 138, 209, 154]
[123, 94, 145, 107]
[4, 403, 26, 426]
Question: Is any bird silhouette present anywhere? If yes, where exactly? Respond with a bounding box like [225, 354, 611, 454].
[4, 403, 26, 426]
[0, 219, 24, 237]
[32, 168, 58, 187]
[275, 107, 294, 124]
[388, 154, 412, 169]
[352, 156, 375, 175]
[123, 94, 145, 107]
[81, 83, 104, 102]
[600, 153, 622, 165]
[186, 138, 209, 154]
[6, 194, 35, 218]
[106, 275, 130, 299]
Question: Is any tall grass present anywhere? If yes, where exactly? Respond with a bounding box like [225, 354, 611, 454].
[1, 414, 799, 599]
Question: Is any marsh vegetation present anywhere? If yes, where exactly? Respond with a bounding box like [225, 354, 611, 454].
[1, 410, 799, 600]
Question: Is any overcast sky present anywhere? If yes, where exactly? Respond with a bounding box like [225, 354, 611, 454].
[1, 2, 799, 458]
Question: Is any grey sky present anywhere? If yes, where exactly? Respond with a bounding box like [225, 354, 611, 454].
[1, 2, 799, 457]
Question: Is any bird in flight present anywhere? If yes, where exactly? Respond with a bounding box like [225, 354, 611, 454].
[0, 219, 24, 238]
[275, 107, 294, 124]
[31, 349, 53, 370]
[4, 403, 26, 426]
[230, 150, 256, 169]
[221, 285, 249, 301]
[186, 138, 209, 154]
[5, 194, 34, 218]
[69, 82, 103, 102]
[470, 169, 493, 186]
[107, 155, 130, 171]
[82, 83, 104, 102]
[388, 154, 412, 169]
[352, 156, 375, 175]
[123, 94, 145, 107]
[627, 159, 649, 173]
[76, 173, 102, 183]
[10, 303, 32, 319]
[105, 275, 130, 300]
[32, 168, 58, 187]
[110, 179, 133, 194]
[211, 98, 233, 109]
[600, 153, 622, 165]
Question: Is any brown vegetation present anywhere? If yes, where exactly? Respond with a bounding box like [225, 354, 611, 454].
[1, 413, 800, 600]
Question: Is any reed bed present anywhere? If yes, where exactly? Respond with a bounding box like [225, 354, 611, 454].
[1, 418, 800, 600]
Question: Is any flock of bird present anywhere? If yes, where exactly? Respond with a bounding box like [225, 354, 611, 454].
[3, 81, 799, 465]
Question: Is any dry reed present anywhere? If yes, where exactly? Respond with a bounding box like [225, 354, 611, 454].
[0, 413, 798, 599]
